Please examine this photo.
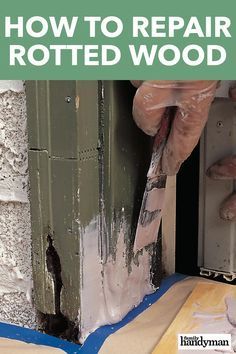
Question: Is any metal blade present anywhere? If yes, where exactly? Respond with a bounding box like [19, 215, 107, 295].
[133, 108, 173, 253]
[133, 174, 167, 252]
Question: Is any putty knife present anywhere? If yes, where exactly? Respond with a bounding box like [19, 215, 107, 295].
[133, 108, 172, 253]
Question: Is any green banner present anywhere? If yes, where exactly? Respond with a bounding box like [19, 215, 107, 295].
[0, 0, 235, 79]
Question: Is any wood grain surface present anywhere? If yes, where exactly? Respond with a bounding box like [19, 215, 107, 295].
[153, 282, 236, 354]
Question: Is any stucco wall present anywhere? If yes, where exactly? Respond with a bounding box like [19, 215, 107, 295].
[0, 81, 36, 328]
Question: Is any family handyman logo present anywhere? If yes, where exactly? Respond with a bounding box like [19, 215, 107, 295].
[178, 334, 231, 351]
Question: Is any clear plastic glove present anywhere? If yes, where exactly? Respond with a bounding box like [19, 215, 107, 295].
[131, 80, 218, 175]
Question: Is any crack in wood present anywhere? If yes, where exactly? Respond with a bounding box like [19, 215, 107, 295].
[39, 234, 79, 342]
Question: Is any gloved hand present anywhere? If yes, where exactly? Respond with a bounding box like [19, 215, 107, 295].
[131, 80, 218, 175]
[207, 155, 236, 221]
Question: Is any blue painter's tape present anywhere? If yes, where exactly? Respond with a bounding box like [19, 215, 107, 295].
[0, 273, 187, 353]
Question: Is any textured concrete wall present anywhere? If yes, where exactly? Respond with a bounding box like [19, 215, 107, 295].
[0, 81, 36, 328]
